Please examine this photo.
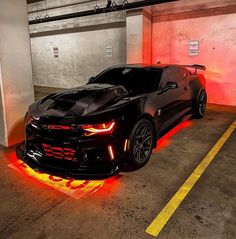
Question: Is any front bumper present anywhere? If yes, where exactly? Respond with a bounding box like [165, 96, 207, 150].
[16, 121, 126, 179]
[16, 140, 122, 179]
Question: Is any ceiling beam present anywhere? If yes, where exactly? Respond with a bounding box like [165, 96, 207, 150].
[29, 0, 178, 25]
[27, 0, 44, 3]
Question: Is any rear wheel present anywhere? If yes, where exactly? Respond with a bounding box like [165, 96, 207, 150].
[127, 119, 154, 169]
[193, 89, 207, 119]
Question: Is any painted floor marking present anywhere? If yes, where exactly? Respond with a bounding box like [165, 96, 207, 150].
[146, 119, 236, 237]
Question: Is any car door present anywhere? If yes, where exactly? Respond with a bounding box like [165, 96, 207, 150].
[158, 66, 187, 132]
[178, 67, 192, 111]
[143, 68, 164, 130]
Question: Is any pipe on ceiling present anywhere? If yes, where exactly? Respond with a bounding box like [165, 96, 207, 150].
[29, 0, 178, 25]
[28, 0, 97, 14]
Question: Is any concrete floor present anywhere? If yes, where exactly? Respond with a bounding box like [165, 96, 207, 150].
[0, 86, 235, 239]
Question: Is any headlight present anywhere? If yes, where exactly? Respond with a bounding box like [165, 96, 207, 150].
[81, 122, 115, 135]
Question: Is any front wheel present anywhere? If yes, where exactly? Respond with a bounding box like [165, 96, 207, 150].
[127, 119, 155, 169]
[193, 89, 207, 119]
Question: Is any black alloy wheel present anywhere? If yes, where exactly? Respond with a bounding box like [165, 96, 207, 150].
[127, 119, 154, 168]
[193, 89, 207, 119]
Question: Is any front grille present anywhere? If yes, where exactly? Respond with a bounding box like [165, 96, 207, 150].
[44, 125, 73, 130]
[26, 121, 84, 140]
[42, 143, 76, 161]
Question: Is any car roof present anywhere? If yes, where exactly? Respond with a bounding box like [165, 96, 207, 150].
[108, 64, 183, 70]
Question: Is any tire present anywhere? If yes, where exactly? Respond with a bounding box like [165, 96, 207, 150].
[193, 89, 207, 119]
[127, 119, 155, 169]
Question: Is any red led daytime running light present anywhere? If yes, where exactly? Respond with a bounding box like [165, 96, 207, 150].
[82, 122, 115, 134]
[108, 145, 115, 160]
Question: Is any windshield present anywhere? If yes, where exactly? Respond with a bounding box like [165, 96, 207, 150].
[90, 67, 163, 93]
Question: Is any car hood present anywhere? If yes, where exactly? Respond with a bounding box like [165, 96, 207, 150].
[29, 83, 132, 118]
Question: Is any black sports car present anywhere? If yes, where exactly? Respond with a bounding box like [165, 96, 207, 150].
[17, 64, 207, 178]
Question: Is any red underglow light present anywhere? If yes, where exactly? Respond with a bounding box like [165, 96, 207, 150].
[153, 120, 192, 153]
[7, 153, 120, 199]
[5, 121, 191, 198]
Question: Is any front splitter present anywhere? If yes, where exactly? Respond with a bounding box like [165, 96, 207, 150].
[16, 142, 120, 180]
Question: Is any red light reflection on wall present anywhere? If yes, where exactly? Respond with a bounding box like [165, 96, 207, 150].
[153, 120, 192, 153]
[152, 16, 236, 106]
[7, 153, 119, 199]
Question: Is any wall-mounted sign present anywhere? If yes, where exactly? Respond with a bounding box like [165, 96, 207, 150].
[189, 40, 199, 56]
[106, 46, 113, 58]
[53, 47, 59, 58]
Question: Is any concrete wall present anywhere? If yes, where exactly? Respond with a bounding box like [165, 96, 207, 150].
[142, 10, 152, 64]
[0, 66, 7, 145]
[126, 11, 143, 63]
[152, 8, 236, 106]
[31, 25, 126, 88]
[126, 8, 152, 64]
[27, 0, 236, 106]
[28, 0, 127, 88]
[0, 0, 34, 146]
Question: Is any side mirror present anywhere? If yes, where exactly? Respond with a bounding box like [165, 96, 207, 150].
[165, 81, 178, 90]
[88, 76, 95, 83]
[158, 81, 178, 94]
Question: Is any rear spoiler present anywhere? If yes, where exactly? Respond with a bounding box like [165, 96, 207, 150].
[182, 64, 206, 74]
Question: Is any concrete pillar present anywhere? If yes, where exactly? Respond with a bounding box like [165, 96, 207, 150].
[126, 8, 152, 64]
[0, 0, 34, 147]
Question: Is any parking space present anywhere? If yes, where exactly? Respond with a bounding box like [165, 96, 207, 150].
[1, 1, 236, 238]
[0, 87, 235, 238]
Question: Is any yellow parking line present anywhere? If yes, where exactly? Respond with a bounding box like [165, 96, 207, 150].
[146, 119, 236, 237]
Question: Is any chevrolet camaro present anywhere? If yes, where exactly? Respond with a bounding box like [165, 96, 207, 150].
[16, 64, 207, 178]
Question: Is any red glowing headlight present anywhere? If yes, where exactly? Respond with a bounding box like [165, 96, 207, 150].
[81, 122, 115, 135]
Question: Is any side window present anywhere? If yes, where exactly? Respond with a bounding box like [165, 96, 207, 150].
[153, 69, 163, 90]
[183, 70, 189, 79]
[160, 67, 178, 88]
[179, 68, 189, 81]
[144, 69, 163, 91]
[160, 67, 189, 88]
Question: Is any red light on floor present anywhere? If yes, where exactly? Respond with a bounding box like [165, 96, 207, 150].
[153, 120, 192, 153]
[7, 158, 112, 199]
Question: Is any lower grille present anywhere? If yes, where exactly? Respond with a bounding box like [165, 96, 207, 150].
[42, 143, 76, 161]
